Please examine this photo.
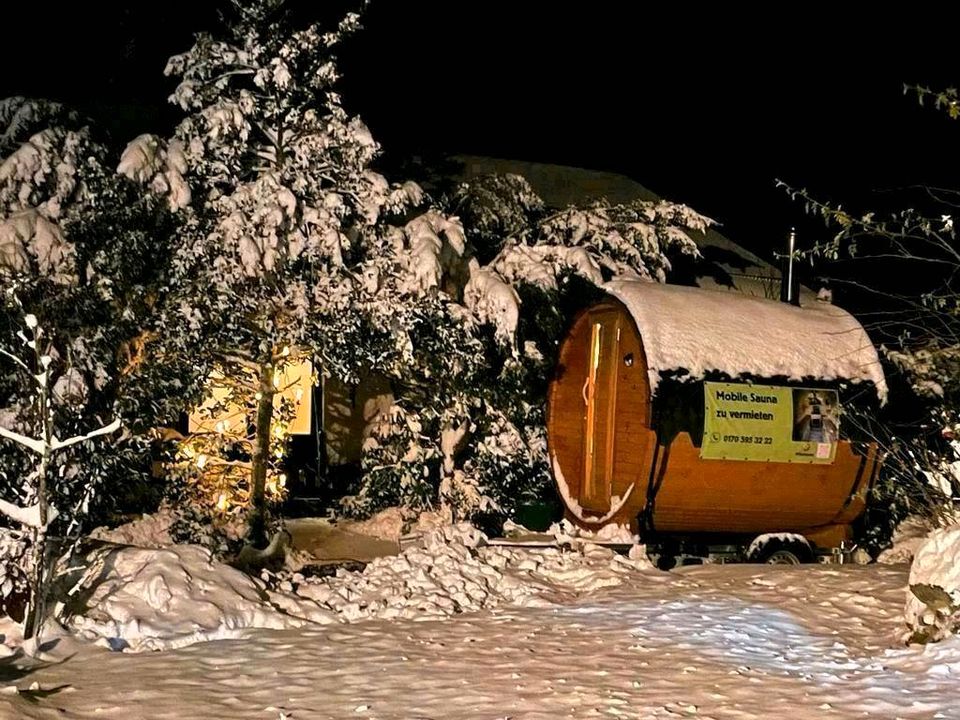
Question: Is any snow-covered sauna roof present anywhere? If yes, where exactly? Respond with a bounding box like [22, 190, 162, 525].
[605, 280, 887, 402]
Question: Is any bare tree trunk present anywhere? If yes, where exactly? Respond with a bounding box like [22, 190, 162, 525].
[24, 356, 51, 640]
[247, 361, 275, 548]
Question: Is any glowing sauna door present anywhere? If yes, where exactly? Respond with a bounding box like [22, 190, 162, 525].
[582, 312, 620, 511]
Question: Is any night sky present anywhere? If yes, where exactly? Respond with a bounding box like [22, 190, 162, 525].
[2, 2, 958, 267]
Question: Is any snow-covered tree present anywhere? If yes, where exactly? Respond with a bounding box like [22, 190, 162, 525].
[341, 173, 709, 528]
[0, 97, 206, 629]
[0, 97, 80, 157]
[155, 0, 433, 545]
[0, 290, 120, 639]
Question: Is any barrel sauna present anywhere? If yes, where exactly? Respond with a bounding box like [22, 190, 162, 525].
[546, 280, 887, 561]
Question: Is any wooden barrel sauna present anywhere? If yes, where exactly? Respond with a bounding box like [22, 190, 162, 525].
[546, 280, 887, 552]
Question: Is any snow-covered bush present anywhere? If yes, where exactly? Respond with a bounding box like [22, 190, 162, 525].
[167, 505, 247, 560]
[344, 403, 441, 518]
[0, 296, 121, 638]
[0, 97, 206, 537]
[905, 524, 960, 643]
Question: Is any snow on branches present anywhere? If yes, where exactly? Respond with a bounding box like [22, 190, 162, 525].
[155, 0, 402, 545]
[343, 173, 712, 524]
[117, 135, 191, 211]
[0, 292, 120, 638]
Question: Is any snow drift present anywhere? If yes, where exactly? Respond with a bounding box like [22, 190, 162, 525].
[67, 524, 654, 651]
[67, 544, 337, 651]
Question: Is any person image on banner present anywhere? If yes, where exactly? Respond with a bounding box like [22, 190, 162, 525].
[792, 390, 838, 443]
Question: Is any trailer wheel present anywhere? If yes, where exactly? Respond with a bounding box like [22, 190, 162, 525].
[748, 538, 813, 565]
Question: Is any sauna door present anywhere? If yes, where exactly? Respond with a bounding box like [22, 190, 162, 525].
[582, 311, 620, 511]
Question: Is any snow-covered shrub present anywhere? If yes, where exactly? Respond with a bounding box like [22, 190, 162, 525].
[781, 118, 960, 552]
[167, 505, 247, 560]
[0, 296, 122, 638]
[905, 524, 960, 643]
[459, 407, 548, 522]
[0, 98, 206, 529]
[343, 403, 440, 518]
[845, 400, 957, 558]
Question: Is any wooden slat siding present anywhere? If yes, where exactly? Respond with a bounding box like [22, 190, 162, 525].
[652, 432, 871, 534]
[608, 308, 654, 529]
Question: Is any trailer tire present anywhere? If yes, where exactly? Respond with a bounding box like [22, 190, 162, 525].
[748, 538, 813, 565]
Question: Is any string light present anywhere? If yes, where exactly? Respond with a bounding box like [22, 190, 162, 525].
[173, 355, 304, 514]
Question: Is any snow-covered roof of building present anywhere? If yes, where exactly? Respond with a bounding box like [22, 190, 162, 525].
[605, 280, 887, 402]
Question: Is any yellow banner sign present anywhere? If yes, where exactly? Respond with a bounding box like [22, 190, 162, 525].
[701, 382, 838, 463]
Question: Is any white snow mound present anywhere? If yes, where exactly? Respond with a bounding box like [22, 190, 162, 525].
[71, 524, 655, 651]
[88, 508, 177, 549]
[291, 523, 653, 622]
[341, 506, 451, 541]
[878, 514, 945, 565]
[69, 544, 335, 651]
[905, 524, 960, 640]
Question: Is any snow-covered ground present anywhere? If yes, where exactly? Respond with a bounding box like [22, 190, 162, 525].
[3, 539, 960, 719]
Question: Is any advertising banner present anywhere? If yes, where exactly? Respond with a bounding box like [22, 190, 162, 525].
[701, 382, 839, 463]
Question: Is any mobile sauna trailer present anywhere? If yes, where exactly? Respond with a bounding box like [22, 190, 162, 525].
[546, 280, 888, 565]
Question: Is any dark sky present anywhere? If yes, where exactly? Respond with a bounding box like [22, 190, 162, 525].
[2, 2, 958, 267]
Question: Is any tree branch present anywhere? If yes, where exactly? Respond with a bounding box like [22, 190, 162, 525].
[50, 417, 122, 452]
[0, 425, 46, 455]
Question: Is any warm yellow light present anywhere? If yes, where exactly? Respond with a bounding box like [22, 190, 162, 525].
[188, 360, 313, 436]
[196, 454, 208, 469]
[216, 493, 229, 512]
